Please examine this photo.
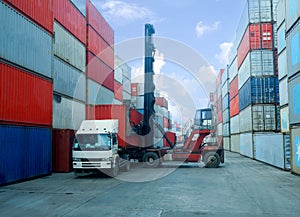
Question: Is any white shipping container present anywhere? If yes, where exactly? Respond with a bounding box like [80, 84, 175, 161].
[154, 114, 164, 138]
[286, 0, 300, 31]
[276, 0, 285, 27]
[54, 22, 86, 72]
[53, 96, 85, 130]
[114, 67, 123, 84]
[279, 77, 288, 106]
[87, 79, 114, 105]
[223, 137, 230, 151]
[278, 49, 287, 80]
[223, 123, 230, 137]
[123, 91, 131, 101]
[277, 23, 286, 54]
[239, 106, 252, 133]
[238, 53, 251, 89]
[229, 57, 238, 83]
[132, 96, 144, 109]
[252, 105, 276, 131]
[230, 115, 240, 134]
[221, 81, 229, 98]
[123, 77, 131, 94]
[113, 99, 122, 105]
[217, 123, 223, 136]
[254, 133, 285, 169]
[240, 133, 253, 158]
[280, 106, 290, 133]
[230, 134, 240, 153]
[222, 108, 230, 123]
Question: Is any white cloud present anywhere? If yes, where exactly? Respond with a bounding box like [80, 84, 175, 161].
[215, 42, 233, 65]
[101, 1, 152, 21]
[195, 21, 220, 37]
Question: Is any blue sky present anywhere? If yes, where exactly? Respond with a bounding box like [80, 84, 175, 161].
[92, 0, 246, 122]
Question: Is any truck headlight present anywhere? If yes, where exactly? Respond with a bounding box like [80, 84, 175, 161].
[73, 158, 81, 162]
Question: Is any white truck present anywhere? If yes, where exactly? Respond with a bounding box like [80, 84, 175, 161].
[72, 120, 130, 177]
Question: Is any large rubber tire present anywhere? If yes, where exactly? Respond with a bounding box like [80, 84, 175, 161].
[204, 152, 221, 168]
[143, 152, 160, 168]
[109, 160, 119, 177]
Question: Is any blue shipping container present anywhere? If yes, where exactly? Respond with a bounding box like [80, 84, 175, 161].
[287, 19, 300, 78]
[0, 125, 52, 185]
[222, 94, 229, 111]
[289, 73, 300, 125]
[53, 57, 86, 102]
[0, 2, 52, 78]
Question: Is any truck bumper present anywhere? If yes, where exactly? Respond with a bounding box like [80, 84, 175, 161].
[73, 161, 112, 169]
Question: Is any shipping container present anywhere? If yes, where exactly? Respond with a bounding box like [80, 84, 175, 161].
[252, 105, 277, 131]
[290, 127, 300, 174]
[221, 80, 229, 98]
[286, 19, 300, 78]
[254, 133, 285, 168]
[221, 67, 229, 86]
[223, 108, 230, 123]
[0, 62, 52, 126]
[0, 2, 52, 77]
[217, 69, 224, 86]
[217, 110, 223, 124]
[131, 96, 144, 109]
[276, 0, 285, 27]
[53, 95, 85, 130]
[114, 80, 123, 102]
[70, 0, 86, 16]
[217, 123, 223, 136]
[239, 105, 252, 132]
[86, 0, 114, 46]
[278, 49, 287, 80]
[240, 133, 253, 158]
[131, 83, 138, 96]
[280, 106, 290, 133]
[156, 97, 168, 109]
[123, 91, 131, 101]
[286, 0, 300, 31]
[3, 0, 53, 34]
[230, 76, 239, 100]
[288, 73, 300, 124]
[230, 95, 239, 117]
[223, 123, 230, 137]
[230, 115, 240, 134]
[279, 76, 288, 106]
[283, 133, 291, 170]
[86, 52, 114, 91]
[123, 77, 131, 94]
[87, 79, 115, 105]
[87, 25, 114, 69]
[114, 66, 123, 84]
[0, 124, 52, 185]
[52, 129, 75, 172]
[277, 22, 286, 54]
[273, 22, 278, 49]
[53, 21, 85, 72]
[223, 137, 230, 151]
[53, 0, 86, 45]
[113, 99, 122, 105]
[230, 134, 240, 153]
[229, 57, 238, 83]
[53, 56, 86, 102]
[154, 114, 164, 138]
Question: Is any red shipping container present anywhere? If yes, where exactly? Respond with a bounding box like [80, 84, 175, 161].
[261, 23, 273, 49]
[229, 76, 238, 100]
[53, 0, 86, 45]
[87, 26, 114, 69]
[218, 110, 223, 124]
[155, 97, 168, 109]
[114, 80, 123, 102]
[217, 69, 224, 85]
[217, 97, 222, 112]
[52, 129, 75, 172]
[131, 83, 138, 96]
[230, 95, 239, 117]
[3, 0, 53, 34]
[0, 62, 52, 126]
[86, 51, 114, 91]
[86, 0, 114, 46]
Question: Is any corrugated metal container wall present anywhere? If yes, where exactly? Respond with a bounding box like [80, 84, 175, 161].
[87, 26, 114, 69]
[86, 52, 114, 91]
[252, 105, 277, 131]
[229, 57, 238, 83]
[230, 134, 240, 153]
[240, 133, 253, 158]
[288, 73, 300, 124]
[281, 106, 290, 133]
[3, 0, 53, 34]
[277, 23, 286, 54]
[278, 49, 287, 79]
[223, 108, 230, 123]
[254, 133, 285, 168]
[239, 105, 252, 132]
[123, 77, 131, 94]
[283, 134, 291, 170]
[52, 129, 75, 172]
[230, 115, 240, 134]
[114, 81, 123, 102]
[239, 78, 252, 111]
[221, 81, 229, 99]
[276, 0, 285, 27]
[0, 63, 52, 126]
[86, 0, 114, 46]
[114, 66, 123, 84]
[0, 125, 51, 185]
[70, 0, 86, 16]
[221, 68, 228, 86]
[87, 79, 115, 105]
[217, 110, 223, 124]
[53, 0, 86, 45]
[286, 0, 300, 31]
[53, 95, 85, 130]
[290, 127, 300, 174]
[123, 91, 131, 101]
[53, 22, 85, 72]
[286, 19, 300, 78]
[249, 0, 272, 23]
[223, 137, 230, 151]
[279, 77, 289, 106]
[236, 3, 249, 45]
[0, 2, 52, 77]
[230, 95, 239, 117]
[53, 56, 86, 102]
[222, 94, 229, 111]
[223, 123, 230, 137]
[217, 123, 223, 136]
[230, 76, 238, 100]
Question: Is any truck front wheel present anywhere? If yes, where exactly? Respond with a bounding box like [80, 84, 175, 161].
[203, 152, 221, 168]
[143, 152, 160, 168]
[109, 160, 119, 177]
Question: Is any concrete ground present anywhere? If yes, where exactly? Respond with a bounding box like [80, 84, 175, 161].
[1, 151, 300, 217]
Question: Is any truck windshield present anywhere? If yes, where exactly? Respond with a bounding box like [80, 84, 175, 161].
[73, 134, 111, 151]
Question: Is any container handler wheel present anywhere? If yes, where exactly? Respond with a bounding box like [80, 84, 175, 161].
[203, 152, 221, 168]
[143, 152, 160, 168]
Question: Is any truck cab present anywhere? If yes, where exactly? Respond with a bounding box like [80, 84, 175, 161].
[73, 120, 129, 177]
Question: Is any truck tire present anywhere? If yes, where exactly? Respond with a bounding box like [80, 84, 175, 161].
[109, 159, 119, 177]
[203, 152, 221, 168]
[143, 152, 160, 168]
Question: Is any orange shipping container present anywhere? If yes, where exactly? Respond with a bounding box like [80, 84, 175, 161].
[230, 95, 239, 117]
[229, 76, 239, 100]
[114, 80, 123, 101]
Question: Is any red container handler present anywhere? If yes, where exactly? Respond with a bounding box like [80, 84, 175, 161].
[87, 26, 114, 69]
[163, 132, 176, 148]
[52, 129, 75, 173]
[114, 80, 123, 101]
[0, 62, 52, 126]
[131, 83, 138, 96]
[3, 0, 54, 34]
[230, 95, 239, 118]
[229, 76, 239, 100]
[86, 0, 114, 46]
[86, 51, 114, 91]
[53, 0, 86, 45]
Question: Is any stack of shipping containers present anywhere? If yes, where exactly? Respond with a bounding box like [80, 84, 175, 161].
[115, 56, 132, 103]
[52, 0, 86, 172]
[277, 0, 300, 174]
[0, 1, 53, 184]
[215, 70, 224, 146]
